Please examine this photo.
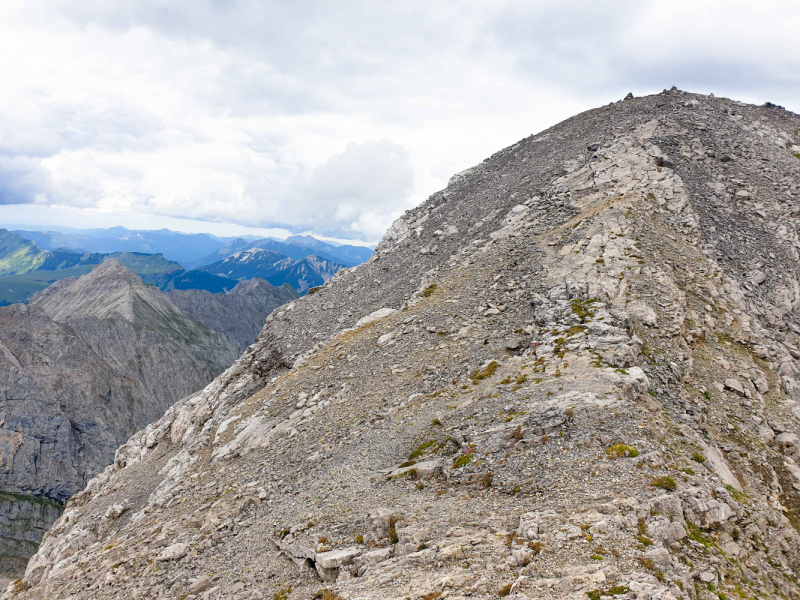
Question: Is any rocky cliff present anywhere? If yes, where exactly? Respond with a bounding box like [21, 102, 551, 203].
[167, 279, 300, 349]
[0, 260, 242, 575]
[8, 90, 800, 600]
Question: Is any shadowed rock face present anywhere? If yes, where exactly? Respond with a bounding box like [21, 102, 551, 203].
[8, 91, 800, 599]
[0, 495, 61, 578]
[167, 278, 300, 349]
[0, 260, 242, 576]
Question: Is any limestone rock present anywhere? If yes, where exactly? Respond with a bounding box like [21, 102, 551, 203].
[724, 378, 745, 396]
[167, 278, 299, 349]
[155, 543, 189, 562]
[9, 90, 800, 600]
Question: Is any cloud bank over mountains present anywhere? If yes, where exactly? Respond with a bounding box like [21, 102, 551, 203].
[1, 0, 799, 240]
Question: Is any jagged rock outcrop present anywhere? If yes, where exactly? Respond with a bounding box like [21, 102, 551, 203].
[0, 260, 242, 575]
[8, 91, 800, 600]
[167, 279, 300, 349]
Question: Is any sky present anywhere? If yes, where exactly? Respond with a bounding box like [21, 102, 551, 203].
[1, 1, 799, 243]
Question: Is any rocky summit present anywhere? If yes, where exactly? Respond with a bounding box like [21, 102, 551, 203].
[8, 90, 800, 600]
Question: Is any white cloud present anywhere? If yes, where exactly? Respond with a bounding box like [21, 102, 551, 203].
[0, 1, 798, 240]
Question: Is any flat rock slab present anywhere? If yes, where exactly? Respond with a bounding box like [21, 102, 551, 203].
[388, 459, 442, 480]
[315, 547, 361, 569]
[724, 378, 745, 396]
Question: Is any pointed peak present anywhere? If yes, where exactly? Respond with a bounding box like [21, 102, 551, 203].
[84, 258, 144, 285]
[229, 277, 276, 295]
[33, 258, 161, 322]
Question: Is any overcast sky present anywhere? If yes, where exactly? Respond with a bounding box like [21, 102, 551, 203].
[1, 1, 799, 242]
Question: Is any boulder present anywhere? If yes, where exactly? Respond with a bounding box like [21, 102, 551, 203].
[682, 492, 734, 528]
[774, 431, 800, 452]
[156, 543, 189, 562]
[724, 379, 745, 396]
[315, 548, 361, 569]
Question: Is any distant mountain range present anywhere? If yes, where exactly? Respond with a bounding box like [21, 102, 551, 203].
[0, 229, 187, 304]
[199, 248, 343, 293]
[7, 225, 374, 269]
[0, 228, 373, 304]
[9, 227, 230, 267]
[188, 233, 373, 269]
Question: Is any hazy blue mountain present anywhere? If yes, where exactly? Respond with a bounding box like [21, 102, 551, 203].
[201, 248, 344, 293]
[264, 254, 343, 293]
[10, 227, 228, 267]
[284, 234, 373, 265]
[0, 229, 104, 276]
[0, 229, 244, 303]
[191, 234, 373, 269]
[187, 237, 256, 269]
[203, 249, 289, 280]
[0, 230, 188, 304]
[162, 270, 240, 294]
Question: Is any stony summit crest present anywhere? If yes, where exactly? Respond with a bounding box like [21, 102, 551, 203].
[7, 89, 800, 599]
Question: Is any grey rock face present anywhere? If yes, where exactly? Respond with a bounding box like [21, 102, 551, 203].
[9, 91, 800, 600]
[0, 259, 242, 574]
[0, 494, 61, 578]
[167, 278, 299, 349]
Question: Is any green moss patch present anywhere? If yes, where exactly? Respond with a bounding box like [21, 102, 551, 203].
[571, 298, 598, 323]
[453, 451, 473, 468]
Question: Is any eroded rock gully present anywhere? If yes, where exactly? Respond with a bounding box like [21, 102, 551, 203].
[6, 90, 800, 600]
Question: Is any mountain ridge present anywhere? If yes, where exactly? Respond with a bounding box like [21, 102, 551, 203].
[0, 229, 369, 304]
[8, 227, 227, 267]
[190, 235, 372, 270]
[200, 248, 344, 293]
[9, 90, 800, 600]
[167, 278, 300, 349]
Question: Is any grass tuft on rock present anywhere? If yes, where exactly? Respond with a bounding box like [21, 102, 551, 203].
[606, 444, 639, 459]
[586, 586, 629, 600]
[469, 361, 498, 384]
[650, 476, 677, 491]
[408, 440, 436, 460]
[274, 588, 292, 600]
